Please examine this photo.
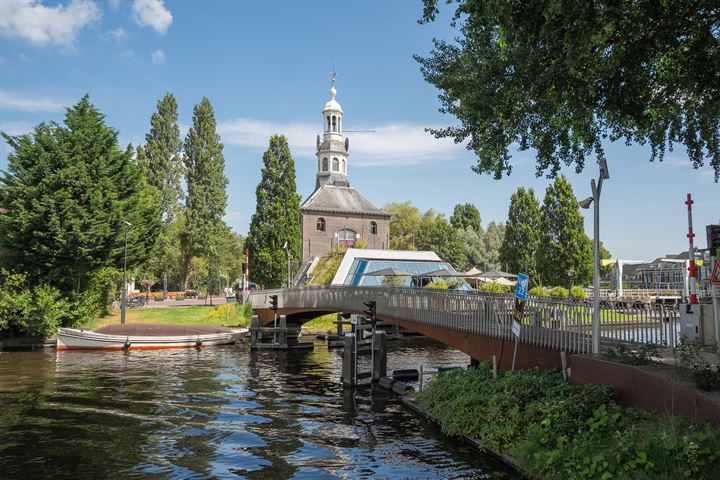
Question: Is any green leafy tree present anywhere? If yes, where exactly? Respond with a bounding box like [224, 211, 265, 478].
[416, 210, 467, 269]
[385, 201, 422, 250]
[598, 240, 613, 277]
[483, 221, 505, 271]
[450, 203, 482, 233]
[499, 187, 542, 283]
[456, 226, 484, 271]
[180, 97, 228, 289]
[537, 176, 593, 286]
[417, 0, 720, 180]
[245, 135, 301, 288]
[0, 95, 159, 293]
[137, 93, 183, 224]
[136, 93, 184, 294]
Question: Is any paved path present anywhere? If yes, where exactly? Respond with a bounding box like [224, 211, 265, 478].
[142, 297, 231, 308]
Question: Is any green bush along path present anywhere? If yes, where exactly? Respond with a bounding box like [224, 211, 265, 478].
[417, 366, 720, 480]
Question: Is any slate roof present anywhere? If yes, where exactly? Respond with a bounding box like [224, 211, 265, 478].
[301, 184, 390, 218]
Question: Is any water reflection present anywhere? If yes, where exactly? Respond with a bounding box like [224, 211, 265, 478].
[0, 338, 518, 479]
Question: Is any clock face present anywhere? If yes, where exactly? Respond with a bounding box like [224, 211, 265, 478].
[345, 137, 349, 152]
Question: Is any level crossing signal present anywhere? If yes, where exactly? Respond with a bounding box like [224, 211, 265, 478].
[363, 300, 376, 319]
[269, 295, 278, 312]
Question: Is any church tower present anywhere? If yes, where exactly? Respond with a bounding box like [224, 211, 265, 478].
[300, 70, 391, 263]
[315, 69, 350, 189]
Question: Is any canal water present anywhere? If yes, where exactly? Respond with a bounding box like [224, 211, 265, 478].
[0, 337, 519, 479]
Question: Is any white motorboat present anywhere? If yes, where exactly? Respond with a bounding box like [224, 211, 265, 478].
[57, 323, 246, 351]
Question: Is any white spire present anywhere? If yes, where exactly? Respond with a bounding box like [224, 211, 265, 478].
[316, 66, 349, 189]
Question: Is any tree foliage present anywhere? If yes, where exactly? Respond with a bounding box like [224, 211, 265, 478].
[417, 0, 720, 180]
[537, 176, 593, 286]
[385, 201, 423, 250]
[180, 97, 228, 289]
[499, 187, 542, 283]
[0, 95, 159, 293]
[416, 210, 468, 269]
[450, 203, 482, 233]
[137, 93, 183, 225]
[245, 135, 301, 288]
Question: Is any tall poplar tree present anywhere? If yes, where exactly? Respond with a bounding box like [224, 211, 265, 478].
[536, 176, 593, 286]
[245, 135, 301, 288]
[499, 187, 542, 282]
[137, 93, 183, 225]
[137, 93, 183, 293]
[0, 95, 159, 293]
[180, 97, 228, 289]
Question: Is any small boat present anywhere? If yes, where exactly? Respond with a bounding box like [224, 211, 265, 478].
[57, 323, 246, 351]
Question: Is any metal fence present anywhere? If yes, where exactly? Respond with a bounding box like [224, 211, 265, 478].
[248, 286, 681, 354]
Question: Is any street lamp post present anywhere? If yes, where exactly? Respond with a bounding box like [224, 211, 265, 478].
[579, 159, 610, 354]
[121, 221, 132, 325]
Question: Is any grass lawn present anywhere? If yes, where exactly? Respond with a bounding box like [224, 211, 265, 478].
[302, 313, 351, 334]
[91, 304, 251, 330]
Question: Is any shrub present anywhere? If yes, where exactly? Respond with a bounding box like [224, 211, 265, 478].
[549, 286, 569, 298]
[478, 282, 512, 293]
[676, 337, 720, 391]
[0, 269, 72, 336]
[570, 285, 587, 299]
[417, 367, 720, 480]
[528, 286, 549, 296]
[603, 344, 660, 366]
[427, 279, 449, 289]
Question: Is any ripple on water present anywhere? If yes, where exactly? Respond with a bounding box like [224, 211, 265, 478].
[0, 339, 519, 479]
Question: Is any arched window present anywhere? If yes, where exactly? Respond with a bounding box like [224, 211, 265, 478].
[332, 115, 337, 132]
[326, 116, 331, 132]
[369, 221, 377, 235]
[322, 158, 328, 171]
[332, 158, 339, 171]
[341, 159, 346, 173]
[337, 229, 357, 247]
[316, 217, 326, 232]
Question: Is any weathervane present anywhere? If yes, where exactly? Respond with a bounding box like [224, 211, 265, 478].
[331, 60, 336, 88]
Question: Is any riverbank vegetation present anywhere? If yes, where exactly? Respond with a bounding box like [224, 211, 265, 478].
[417, 366, 720, 479]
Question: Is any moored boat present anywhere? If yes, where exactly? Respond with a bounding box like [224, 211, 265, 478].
[57, 323, 246, 351]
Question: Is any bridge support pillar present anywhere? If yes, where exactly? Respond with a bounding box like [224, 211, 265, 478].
[278, 315, 288, 349]
[250, 315, 260, 348]
[336, 313, 343, 336]
[342, 333, 357, 387]
[372, 330, 387, 381]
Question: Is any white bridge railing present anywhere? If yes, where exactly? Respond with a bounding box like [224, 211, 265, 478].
[248, 286, 680, 355]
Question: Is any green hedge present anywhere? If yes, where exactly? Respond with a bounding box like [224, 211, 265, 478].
[417, 366, 720, 479]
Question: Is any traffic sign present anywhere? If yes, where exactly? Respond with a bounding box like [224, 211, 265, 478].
[515, 273, 529, 300]
[711, 260, 720, 286]
[512, 320, 521, 338]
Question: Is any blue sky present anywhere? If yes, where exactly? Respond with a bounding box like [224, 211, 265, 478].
[1, 0, 718, 261]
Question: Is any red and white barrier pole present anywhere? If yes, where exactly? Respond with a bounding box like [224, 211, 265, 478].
[686, 194, 698, 304]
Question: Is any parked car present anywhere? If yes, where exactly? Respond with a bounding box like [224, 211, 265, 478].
[184, 289, 198, 299]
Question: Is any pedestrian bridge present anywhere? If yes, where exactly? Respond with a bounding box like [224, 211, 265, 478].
[248, 286, 652, 370]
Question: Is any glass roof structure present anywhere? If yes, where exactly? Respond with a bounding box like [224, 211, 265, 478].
[342, 258, 471, 289]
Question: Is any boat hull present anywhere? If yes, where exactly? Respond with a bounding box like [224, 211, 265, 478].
[57, 327, 245, 351]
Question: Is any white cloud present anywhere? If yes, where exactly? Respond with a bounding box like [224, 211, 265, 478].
[0, 90, 67, 112]
[150, 49, 165, 64]
[108, 0, 121, 11]
[108, 27, 126, 40]
[0, 121, 35, 136]
[0, 0, 101, 47]
[132, 0, 172, 35]
[217, 118, 464, 166]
